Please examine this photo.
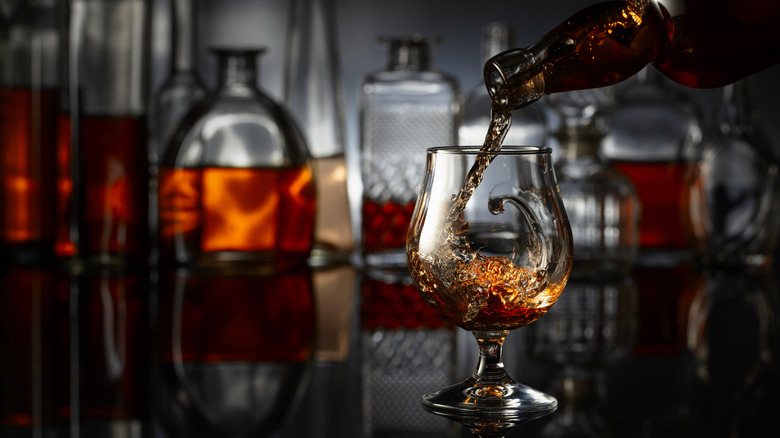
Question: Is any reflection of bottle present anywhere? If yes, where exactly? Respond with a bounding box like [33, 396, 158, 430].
[155, 268, 315, 437]
[485, 0, 780, 111]
[360, 36, 459, 268]
[685, 80, 780, 268]
[459, 22, 545, 147]
[360, 268, 455, 436]
[0, 0, 60, 260]
[58, 0, 151, 265]
[149, 0, 207, 257]
[158, 49, 315, 271]
[285, 0, 353, 264]
[602, 68, 702, 263]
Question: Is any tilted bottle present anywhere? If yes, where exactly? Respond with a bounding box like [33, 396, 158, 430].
[360, 36, 459, 268]
[484, 0, 780, 110]
[158, 49, 315, 271]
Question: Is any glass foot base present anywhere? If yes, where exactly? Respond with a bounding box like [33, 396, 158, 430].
[421, 377, 557, 433]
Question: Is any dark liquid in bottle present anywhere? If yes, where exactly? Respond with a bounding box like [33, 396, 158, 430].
[0, 88, 58, 251]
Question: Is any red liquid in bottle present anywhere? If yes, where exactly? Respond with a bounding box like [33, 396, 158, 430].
[0, 88, 58, 250]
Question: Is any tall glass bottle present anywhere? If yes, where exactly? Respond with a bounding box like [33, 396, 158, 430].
[602, 67, 702, 264]
[158, 49, 315, 271]
[360, 36, 459, 268]
[484, 0, 780, 111]
[0, 0, 60, 262]
[459, 22, 545, 147]
[149, 0, 207, 258]
[58, 0, 150, 267]
[285, 0, 353, 265]
[685, 80, 780, 268]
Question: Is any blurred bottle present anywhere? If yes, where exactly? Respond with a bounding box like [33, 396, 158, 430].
[484, 0, 780, 111]
[360, 36, 459, 268]
[57, 0, 151, 267]
[158, 48, 315, 271]
[685, 80, 780, 268]
[149, 0, 207, 260]
[0, 0, 60, 263]
[285, 0, 353, 265]
[550, 87, 640, 273]
[602, 67, 703, 264]
[154, 268, 315, 438]
[360, 268, 456, 437]
[459, 22, 546, 147]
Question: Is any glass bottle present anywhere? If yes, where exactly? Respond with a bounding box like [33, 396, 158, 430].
[284, 0, 353, 265]
[685, 80, 780, 268]
[58, 0, 151, 267]
[551, 88, 640, 272]
[149, 0, 207, 256]
[158, 48, 315, 271]
[602, 67, 703, 264]
[0, 0, 60, 262]
[484, 0, 780, 111]
[459, 22, 546, 147]
[360, 35, 459, 268]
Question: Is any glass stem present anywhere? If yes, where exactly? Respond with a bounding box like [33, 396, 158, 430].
[472, 330, 510, 382]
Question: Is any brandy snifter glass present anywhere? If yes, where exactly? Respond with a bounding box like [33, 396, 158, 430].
[406, 146, 573, 434]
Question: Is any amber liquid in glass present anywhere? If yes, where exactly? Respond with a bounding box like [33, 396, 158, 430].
[158, 165, 316, 267]
[0, 88, 58, 249]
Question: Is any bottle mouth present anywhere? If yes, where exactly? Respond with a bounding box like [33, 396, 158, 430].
[483, 48, 545, 111]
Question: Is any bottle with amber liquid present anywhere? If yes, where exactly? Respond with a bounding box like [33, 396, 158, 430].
[158, 48, 315, 271]
[484, 0, 780, 111]
[0, 0, 60, 262]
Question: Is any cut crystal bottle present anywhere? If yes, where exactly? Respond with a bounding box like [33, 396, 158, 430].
[360, 35, 459, 268]
[158, 49, 315, 271]
[602, 67, 703, 265]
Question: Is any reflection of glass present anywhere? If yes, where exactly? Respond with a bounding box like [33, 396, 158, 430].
[360, 36, 459, 268]
[158, 48, 314, 271]
[602, 68, 703, 264]
[685, 80, 780, 268]
[360, 268, 456, 437]
[407, 146, 572, 434]
[459, 22, 546, 148]
[0, 0, 60, 260]
[285, 0, 353, 264]
[154, 268, 315, 437]
[680, 268, 779, 436]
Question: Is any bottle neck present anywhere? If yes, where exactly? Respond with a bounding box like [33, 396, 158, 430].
[480, 22, 512, 67]
[386, 38, 434, 71]
[171, 0, 197, 73]
[216, 51, 261, 91]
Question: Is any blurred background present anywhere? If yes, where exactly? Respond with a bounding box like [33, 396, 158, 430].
[2, 0, 780, 437]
